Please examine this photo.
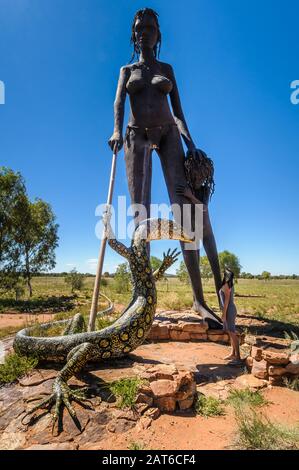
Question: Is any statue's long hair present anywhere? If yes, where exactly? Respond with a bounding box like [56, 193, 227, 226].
[129, 8, 161, 63]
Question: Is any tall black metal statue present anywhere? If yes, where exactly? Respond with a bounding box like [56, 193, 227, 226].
[109, 8, 222, 328]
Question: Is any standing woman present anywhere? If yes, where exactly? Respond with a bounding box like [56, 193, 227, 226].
[108, 8, 222, 328]
[219, 269, 241, 363]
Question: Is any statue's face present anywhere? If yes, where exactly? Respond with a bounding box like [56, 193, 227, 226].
[134, 13, 158, 51]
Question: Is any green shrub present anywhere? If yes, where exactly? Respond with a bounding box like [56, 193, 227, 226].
[109, 377, 146, 409]
[234, 406, 299, 450]
[227, 388, 268, 408]
[128, 441, 145, 450]
[0, 353, 38, 384]
[195, 393, 225, 417]
[64, 269, 84, 292]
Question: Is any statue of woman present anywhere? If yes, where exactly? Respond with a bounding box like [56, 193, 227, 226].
[108, 8, 222, 328]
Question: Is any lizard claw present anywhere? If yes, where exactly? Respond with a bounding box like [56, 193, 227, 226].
[162, 247, 181, 268]
[22, 377, 92, 434]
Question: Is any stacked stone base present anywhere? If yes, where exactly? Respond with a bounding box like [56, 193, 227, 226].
[134, 364, 197, 413]
[148, 311, 244, 344]
[245, 336, 299, 385]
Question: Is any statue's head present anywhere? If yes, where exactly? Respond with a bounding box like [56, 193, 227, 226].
[130, 8, 161, 62]
[184, 150, 215, 199]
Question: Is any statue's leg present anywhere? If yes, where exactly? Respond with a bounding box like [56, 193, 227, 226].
[124, 127, 152, 257]
[157, 125, 222, 327]
[202, 209, 222, 306]
[23, 342, 99, 432]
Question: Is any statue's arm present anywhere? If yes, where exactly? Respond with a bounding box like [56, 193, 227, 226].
[108, 66, 130, 151]
[166, 64, 196, 152]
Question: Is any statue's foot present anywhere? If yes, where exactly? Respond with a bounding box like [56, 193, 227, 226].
[192, 301, 223, 330]
[22, 377, 92, 434]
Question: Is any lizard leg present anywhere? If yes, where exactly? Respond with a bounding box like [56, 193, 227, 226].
[23, 342, 98, 433]
[63, 312, 86, 335]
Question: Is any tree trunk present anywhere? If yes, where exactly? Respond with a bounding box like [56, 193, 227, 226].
[25, 251, 32, 297]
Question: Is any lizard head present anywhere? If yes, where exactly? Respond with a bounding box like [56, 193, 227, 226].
[131, 218, 195, 251]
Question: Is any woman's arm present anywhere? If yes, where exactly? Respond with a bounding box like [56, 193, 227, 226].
[108, 66, 129, 152]
[166, 64, 195, 151]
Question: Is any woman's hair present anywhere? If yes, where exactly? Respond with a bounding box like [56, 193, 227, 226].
[130, 8, 161, 63]
[184, 150, 215, 201]
[221, 268, 234, 289]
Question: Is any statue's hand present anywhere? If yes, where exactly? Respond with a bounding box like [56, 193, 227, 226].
[186, 145, 206, 163]
[176, 184, 194, 201]
[108, 133, 123, 153]
[101, 206, 112, 234]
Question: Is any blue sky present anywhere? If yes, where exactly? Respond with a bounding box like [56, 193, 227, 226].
[0, 0, 298, 275]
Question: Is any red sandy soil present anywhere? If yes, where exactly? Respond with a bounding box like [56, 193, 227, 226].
[0, 313, 55, 329]
[96, 387, 299, 450]
[85, 342, 299, 450]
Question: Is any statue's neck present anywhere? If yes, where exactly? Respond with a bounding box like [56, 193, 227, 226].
[139, 48, 156, 65]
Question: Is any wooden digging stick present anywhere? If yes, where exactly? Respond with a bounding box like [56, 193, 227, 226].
[88, 147, 118, 332]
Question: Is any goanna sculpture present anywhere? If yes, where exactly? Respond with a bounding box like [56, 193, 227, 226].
[13, 213, 194, 430]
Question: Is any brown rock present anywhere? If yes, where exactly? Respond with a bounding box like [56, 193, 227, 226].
[18, 370, 57, 387]
[150, 379, 178, 398]
[144, 407, 160, 420]
[268, 365, 287, 377]
[0, 431, 26, 450]
[136, 416, 152, 431]
[169, 330, 190, 341]
[148, 325, 169, 340]
[154, 396, 176, 412]
[180, 322, 208, 333]
[135, 403, 150, 415]
[91, 410, 112, 426]
[189, 333, 208, 341]
[245, 356, 253, 370]
[268, 376, 283, 386]
[0, 387, 23, 411]
[76, 423, 107, 445]
[59, 406, 90, 437]
[285, 363, 299, 375]
[137, 384, 154, 396]
[107, 418, 136, 434]
[207, 333, 229, 343]
[234, 374, 267, 390]
[251, 346, 263, 361]
[178, 397, 194, 410]
[113, 409, 139, 422]
[174, 372, 196, 401]
[251, 359, 268, 379]
[0, 401, 25, 431]
[27, 414, 53, 445]
[146, 364, 177, 381]
[262, 350, 290, 365]
[135, 393, 153, 406]
[169, 324, 183, 331]
[21, 380, 54, 400]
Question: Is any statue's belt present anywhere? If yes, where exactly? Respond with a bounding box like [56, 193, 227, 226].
[126, 123, 177, 150]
